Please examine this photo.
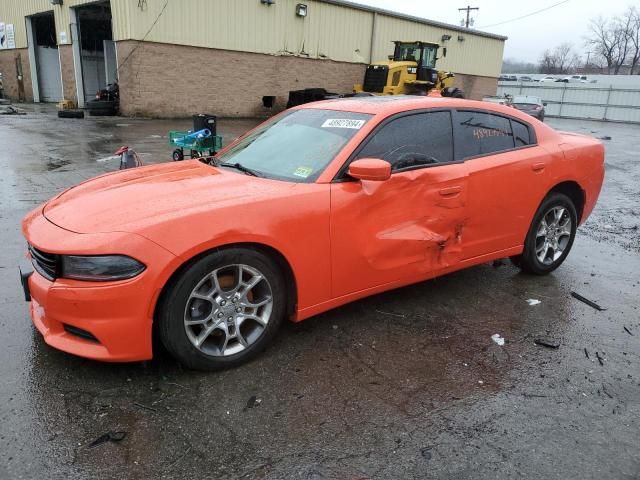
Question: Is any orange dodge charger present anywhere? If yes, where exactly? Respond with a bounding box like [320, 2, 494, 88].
[21, 97, 604, 370]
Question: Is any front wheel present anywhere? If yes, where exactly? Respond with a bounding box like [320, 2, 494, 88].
[157, 248, 286, 370]
[511, 192, 577, 275]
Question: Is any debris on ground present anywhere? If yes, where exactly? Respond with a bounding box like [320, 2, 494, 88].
[133, 402, 157, 412]
[584, 348, 590, 359]
[491, 334, 505, 346]
[602, 384, 614, 399]
[623, 326, 633, 336]
[375, 309, 406, 318]
[243, 395, 262, 411]
[526, 299, 541, 306]
[88, 431, 127, 449]
[570, 291, 606, 311]
[595, 351, 605, 366]
[420, 446, 433, 460]
[534, 338, 560, 349]
[0, 105, 27, 115]
[598, 135, 612, 141]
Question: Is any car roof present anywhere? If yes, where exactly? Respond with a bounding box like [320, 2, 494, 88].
[299, 95, 529, 116]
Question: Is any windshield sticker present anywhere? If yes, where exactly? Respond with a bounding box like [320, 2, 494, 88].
[321, 119, 366, 129]
[293, 166, 314, 178]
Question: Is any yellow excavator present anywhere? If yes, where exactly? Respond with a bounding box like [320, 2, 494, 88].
[353, 41, 464, 98]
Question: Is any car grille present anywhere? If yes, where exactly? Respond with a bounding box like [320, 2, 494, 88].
[28, 244, 60, 281]
[363, 65, 388, 93]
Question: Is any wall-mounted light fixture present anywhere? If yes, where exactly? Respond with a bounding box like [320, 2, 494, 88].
[260, 0, 275, 5]
[441, 34, 452, 42]
[458, 35, 465, 42]
[50, 0, 63, 5]
[296, 4, 308, 17]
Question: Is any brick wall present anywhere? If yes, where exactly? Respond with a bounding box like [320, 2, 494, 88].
[116, 40, 367, 118]
[0, 49, 33, 102]
[58, 45, 77, 104]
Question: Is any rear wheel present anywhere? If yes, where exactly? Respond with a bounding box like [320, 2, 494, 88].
[510, 193, 577, 275]
[157, 248, 286, 370]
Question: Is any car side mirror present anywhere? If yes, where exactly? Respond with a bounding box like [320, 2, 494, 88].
[348, 158, 391, 182]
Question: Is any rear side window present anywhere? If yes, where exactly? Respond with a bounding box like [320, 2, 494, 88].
[511, 119, 531, 147]
[453, 111, 515, 160]
[355, 111, 453, 171]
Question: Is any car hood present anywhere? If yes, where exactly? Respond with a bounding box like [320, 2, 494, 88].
[43, 160, 297, 234]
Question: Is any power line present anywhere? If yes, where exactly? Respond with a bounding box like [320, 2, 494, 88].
[458, 5, 479, 29]
[478, 0, 570, 29]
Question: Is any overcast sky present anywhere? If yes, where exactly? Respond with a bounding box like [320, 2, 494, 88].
[355, 0, 633, 63]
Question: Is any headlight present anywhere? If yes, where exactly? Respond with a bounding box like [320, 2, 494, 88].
[61, 255, 145, 281]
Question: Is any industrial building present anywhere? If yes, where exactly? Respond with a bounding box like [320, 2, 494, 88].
[0, 0, 506, 117]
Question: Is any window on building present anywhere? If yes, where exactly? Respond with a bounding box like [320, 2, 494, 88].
[453, 111, 515, 160]
[355, 111, 454, 172]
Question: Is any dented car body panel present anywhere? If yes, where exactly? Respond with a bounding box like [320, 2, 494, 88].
[22, 96, 605, 362]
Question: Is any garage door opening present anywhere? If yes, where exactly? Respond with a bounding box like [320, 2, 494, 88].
[75, 1, 115, 103]
[29, 12, 62, 102]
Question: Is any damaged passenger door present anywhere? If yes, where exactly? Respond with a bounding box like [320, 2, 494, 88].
[330, 110, 469, 298]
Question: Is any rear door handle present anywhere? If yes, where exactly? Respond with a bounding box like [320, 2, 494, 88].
[439, 186, 462, 197]
[532, 162, 546, 172]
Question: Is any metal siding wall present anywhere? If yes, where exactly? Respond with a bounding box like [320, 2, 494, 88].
[1, 0, 504, 76]
[371, 14, 504, 77]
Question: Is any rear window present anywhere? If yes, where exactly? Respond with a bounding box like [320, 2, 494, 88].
[511, 120, 531, 147]
[453, 111, 515, 160]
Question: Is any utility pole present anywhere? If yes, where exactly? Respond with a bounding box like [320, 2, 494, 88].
[458, 5, 479, 28]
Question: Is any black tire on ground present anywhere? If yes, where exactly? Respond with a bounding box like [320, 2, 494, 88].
[88, 108, 117, 117]
[172, 149, 184, 161]
[510, 192, 577, 275]
[57, 109, 85, 119]
[87, 99, 118, 116]
[451, 88, 465, 99]
[157, 248, 287, 371]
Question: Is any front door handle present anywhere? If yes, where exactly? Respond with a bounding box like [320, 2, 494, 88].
[532, 162, 546, 172]
[439, 186, 462, 197]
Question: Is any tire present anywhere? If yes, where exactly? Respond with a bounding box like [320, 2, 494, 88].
[157, 248, 286, 371]
[172, 149, 184, 161]
[452, 88, 465, 99]
[57, 109, 85, 119]
[511, 192, 577, 275]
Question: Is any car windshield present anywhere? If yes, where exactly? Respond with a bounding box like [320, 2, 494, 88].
[215, 109, 372, 182]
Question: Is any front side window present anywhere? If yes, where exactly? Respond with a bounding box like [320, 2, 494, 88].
[355, 111, 454, 172]
[215, 109, 372, 182]
[453, 111, 515, 160]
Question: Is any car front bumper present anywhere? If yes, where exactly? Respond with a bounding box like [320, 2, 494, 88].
[22, 210, 177, 362]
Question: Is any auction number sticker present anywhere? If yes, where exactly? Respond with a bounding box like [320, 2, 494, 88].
[293, 166, 314, 178]
[321, 119, 365, 129]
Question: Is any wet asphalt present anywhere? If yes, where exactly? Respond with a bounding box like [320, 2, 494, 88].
[0, 106, 639, 480]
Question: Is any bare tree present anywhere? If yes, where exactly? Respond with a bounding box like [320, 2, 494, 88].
[626, 7, 640, 74]
[538, 43, 580, 74]
[587, 7, 640, 74]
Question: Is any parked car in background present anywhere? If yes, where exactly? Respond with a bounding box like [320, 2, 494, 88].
[511, 95, 546, 121]
[540, 76, 557, 83]
[499, 74, 518, 81]
[519, 76, 535, 82]
[20, 96, 604, 370]
[563, 75, 589, 83]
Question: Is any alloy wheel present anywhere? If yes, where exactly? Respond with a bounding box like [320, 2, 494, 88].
[183, 264, 273, 356]
[535, 206, 572, 265]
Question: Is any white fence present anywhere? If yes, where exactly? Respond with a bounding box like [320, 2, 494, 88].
[496, 82, 640, 124]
